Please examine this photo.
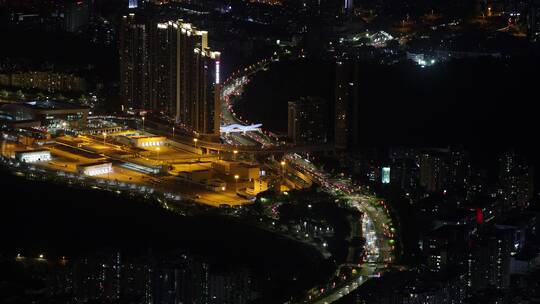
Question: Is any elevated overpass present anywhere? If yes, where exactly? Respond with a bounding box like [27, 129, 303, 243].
[144, 123, 334, 154]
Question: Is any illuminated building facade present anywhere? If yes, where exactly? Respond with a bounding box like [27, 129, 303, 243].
[120, 16, 221, 136]
[0, 71, 87, 93]
[381, 167, 390, 184]
[150, 21, 178, 114]
[467, 227, 514, 291]
[343, 0, 354, 16]
[119, 13, 150, 111]
[77, 161, 113, 176]
[498, 150, 534, 209]
[192, 48, 221, 135]
[1, 100, 89, 129]
[420, 152, 447, 193]
[173, 21, 221, 136]
[212, 160, 260, 180]
[54, 251, 254, 304]
[128, 0, 139, 9]
[15, 149, 52, 163]
[115, 135, 166, 148]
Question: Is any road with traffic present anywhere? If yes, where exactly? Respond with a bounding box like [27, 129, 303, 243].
[286, 155, 395, 303]
[220, 60, 396, 303]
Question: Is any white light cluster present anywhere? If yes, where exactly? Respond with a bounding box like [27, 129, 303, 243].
[215, 60, 220, 84]
[382, 167, 390, 184]
[140, 141, 163, 147]
[83, 164, 113, 176]
[18, 151, 51, 163]
[220, 123, 262, 134]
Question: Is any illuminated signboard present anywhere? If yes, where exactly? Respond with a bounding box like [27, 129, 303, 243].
[382, 167, 390, 184]
[215, 60, 220, 84]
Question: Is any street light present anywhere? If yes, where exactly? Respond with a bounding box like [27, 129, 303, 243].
[172, 126, 175, 138]
[280, 160, 286, 178]
[234, 174, 239, 192]
[193, 138, 198, 148]
[102, 132, 107, 144]
[142, 116, 145, 132]
[233, 150, 238, 161]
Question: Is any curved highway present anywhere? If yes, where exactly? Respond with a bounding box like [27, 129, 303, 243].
[219, 58, 396, 303]
[285, 154, 394, 303]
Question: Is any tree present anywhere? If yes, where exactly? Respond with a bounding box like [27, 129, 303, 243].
[15, 90, 24, 100]
[78, 94, 88, 104]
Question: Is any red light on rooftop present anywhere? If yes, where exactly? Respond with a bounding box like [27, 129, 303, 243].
[475, 208, 483, 225]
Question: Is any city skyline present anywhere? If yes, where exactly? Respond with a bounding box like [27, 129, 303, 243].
[0, 0, 539, 303]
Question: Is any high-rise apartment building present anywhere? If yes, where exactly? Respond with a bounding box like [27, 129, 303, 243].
[128, 0, 139, 9]
[150, 21, 177, 114]
[343, 0, 354, 17]
[335, 60, 360, 150]
[119, 13, 150, 110]
[120, 15, 221, 136]
[498, 150, 534, 209]
[467, 226, 515, 291]
[287, 97, 328, 144]
[192, 48, 221, 135]
[420, 152, 447, 193]
[65, 1, 90, 33]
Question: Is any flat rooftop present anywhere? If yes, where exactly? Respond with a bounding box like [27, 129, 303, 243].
[15, 148, 50, 154]
[125, 135, 165, 139]
[21, 100, 89, 111]
[77, 161, 112, 168]
[52, 144, 105, 159]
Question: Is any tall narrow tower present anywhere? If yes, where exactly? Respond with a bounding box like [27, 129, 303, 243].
[119, 13, 150, 111]
[344, 0, 354, 17]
